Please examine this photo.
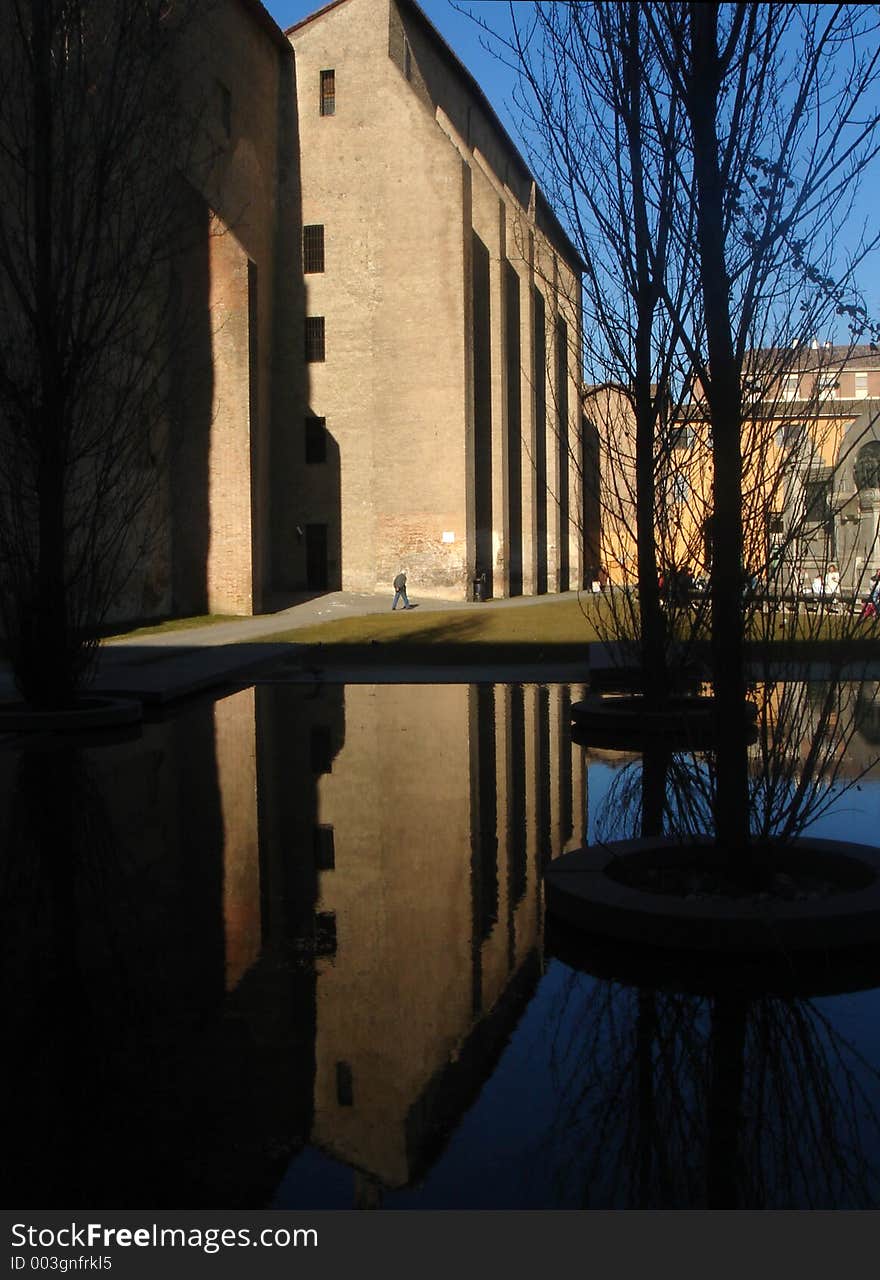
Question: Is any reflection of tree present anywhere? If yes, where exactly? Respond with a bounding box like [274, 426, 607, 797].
[537, 961, 880, 1208]
[588, 676, 879, 852]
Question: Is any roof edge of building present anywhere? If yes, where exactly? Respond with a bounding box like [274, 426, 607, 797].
[236, 0, 296, 56]
[399, 0, 586, 276]
[285, 0, 353, 35]
[287, 0, 586, 277]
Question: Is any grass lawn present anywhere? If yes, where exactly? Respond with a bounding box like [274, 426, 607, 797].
[104, 614, 244, 641]
[256, 597, 606, 648]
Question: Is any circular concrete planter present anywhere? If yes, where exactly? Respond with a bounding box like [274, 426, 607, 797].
[545, 836, 880, 962]
[570, 694, 758, 750]
[0, 695, 143, 734]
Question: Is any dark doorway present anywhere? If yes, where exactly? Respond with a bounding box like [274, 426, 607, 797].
[305, 523, 328, 590]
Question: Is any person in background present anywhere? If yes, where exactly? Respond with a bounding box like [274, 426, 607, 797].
[824, 562, 841, 612]
[392, 570, 414, 610]
[861, 569, 880, 621]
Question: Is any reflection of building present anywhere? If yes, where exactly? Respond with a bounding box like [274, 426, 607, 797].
[0, 678, 586, 1207]
[305, 682, 586, 1195]
[283, 0, 587, 600]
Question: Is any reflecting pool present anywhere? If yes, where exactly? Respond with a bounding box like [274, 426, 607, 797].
[3, 680, 880, 1208]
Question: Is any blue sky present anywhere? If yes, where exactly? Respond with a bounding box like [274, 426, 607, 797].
[264, 0, 880, 331]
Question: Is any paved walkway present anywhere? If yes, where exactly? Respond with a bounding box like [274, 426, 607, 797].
[1, 590, 595, 706]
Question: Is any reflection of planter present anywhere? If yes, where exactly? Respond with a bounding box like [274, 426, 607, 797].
[545, 908, 880, 999]
[545, 836, 880, 960]
[570, 694, 758, 750]
[0, 695, 143, 734]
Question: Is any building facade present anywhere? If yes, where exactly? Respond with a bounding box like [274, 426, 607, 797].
[284, 0, 587, 601]
[127, 0, 590, 620]
[585, 345, 880, 596]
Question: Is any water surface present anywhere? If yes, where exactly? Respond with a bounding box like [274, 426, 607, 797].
[3, 679, 880, 1208]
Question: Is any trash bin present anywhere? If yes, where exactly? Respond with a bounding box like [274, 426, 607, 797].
[473, 573, 488, 602]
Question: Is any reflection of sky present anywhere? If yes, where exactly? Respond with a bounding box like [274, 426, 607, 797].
[587, 739, 880, 848]
[274, 956, 880, 1208]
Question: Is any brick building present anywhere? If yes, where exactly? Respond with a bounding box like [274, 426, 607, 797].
[144, 0, 590, 620]
[284, 0, 587, 601]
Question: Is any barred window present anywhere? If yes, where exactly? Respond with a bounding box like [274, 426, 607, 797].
[303, 224, 325, 274]
[305, 416, 327, 464]
[305, 316, 325, 363]
[320, 69, 335, 116]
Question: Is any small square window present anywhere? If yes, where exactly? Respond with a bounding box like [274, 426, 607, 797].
[305, 416, 327, 464]
[320, 69, 335, 116]
[315, 911, 337, 957]
[305, 316, 325, 363]
[217, 80, 231, 138]
[815, 371, 838, 400]
[672, 474, 690, 504]
[314, 825, 335, 870]
[336, 1061, 353, 1107]
[303, 224, 325, 274]
[778, 421, 807, 451]
[669, 425, 691, 451]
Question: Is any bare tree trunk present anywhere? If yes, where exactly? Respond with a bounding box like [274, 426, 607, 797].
[32, 1, 72, 708]
[706, 994, 747, 1207]
[625, 5, 668, 706]
[687, 2, 750, 853]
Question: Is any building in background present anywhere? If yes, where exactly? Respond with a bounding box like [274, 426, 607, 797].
[584, 344, 880, 596]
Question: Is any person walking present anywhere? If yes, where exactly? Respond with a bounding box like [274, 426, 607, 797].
[861, 569, 880, 621]
[392, 571, 414, 610]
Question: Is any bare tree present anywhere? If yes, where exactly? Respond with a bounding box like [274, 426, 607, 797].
[485, 0, 880, 856]
[0, 0, 212, 708]
[643, 2, 880, 845]
[499, 1, 703, 704]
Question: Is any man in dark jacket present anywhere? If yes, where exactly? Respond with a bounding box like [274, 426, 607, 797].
[392, 571, 414, 610]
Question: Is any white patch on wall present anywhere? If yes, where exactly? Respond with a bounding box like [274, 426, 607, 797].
[441, 531, 455, 543]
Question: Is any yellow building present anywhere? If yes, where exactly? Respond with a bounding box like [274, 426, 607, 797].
[584, 345, 880, 595]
